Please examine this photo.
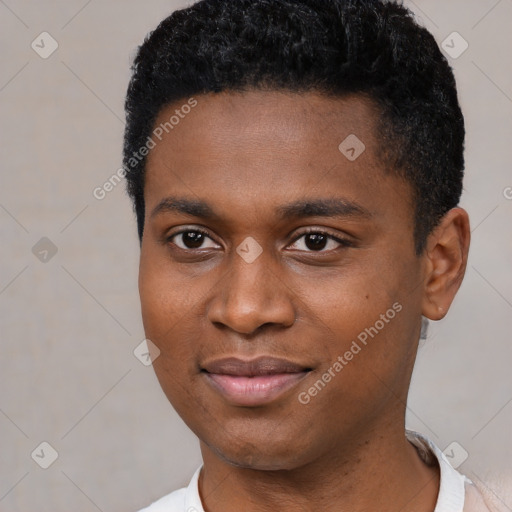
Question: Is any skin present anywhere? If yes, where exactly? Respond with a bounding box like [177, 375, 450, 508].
[139, 90, 470, 512]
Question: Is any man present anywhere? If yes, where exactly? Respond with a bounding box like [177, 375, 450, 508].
[123, 1, 504, 510]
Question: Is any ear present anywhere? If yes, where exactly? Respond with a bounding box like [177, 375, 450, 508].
[421, 207, 470, 321]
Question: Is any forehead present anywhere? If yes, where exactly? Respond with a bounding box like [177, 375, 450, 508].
[149, 90, 381, 158]
[143, 90, 412, 226]
[146, 91, 383, 181]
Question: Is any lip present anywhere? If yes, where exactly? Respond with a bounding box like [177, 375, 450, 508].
[202, 356, 312, 406]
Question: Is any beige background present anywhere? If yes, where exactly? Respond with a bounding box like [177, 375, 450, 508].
[1, 1, 511, 510]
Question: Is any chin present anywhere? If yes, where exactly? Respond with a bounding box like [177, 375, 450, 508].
[204, 429, 314, 471]
[217, 448, 305, 471]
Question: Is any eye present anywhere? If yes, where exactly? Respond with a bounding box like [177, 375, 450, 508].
[288, 230, 352, 252]
[168, 229, 220, 250]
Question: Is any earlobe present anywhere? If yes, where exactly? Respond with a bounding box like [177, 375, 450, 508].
[421, 207, 470, 321]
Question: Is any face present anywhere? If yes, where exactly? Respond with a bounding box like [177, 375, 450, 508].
[139, 91, 428, 470]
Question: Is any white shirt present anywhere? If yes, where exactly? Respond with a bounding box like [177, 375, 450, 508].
[138, 431, 505, 512]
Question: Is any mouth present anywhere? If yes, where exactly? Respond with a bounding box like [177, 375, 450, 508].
[201, 356, 312, 407]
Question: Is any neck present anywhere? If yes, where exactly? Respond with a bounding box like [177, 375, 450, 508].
[198, 420, 440, 512]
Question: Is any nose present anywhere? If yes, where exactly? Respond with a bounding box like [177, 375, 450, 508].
[206, 249, 296, 335]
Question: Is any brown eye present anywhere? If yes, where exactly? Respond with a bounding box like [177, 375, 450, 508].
[288, 231, 352, 252]
[181, 231, 206, 248]
[169, 230, 219, 250]
[304, 233, 328, 251]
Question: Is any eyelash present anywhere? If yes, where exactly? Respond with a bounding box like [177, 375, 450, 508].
[292, 228, 354, 251]
[166, 227, 353, 252]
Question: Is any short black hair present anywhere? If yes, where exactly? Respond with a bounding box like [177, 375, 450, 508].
[123, 0, 465, 254]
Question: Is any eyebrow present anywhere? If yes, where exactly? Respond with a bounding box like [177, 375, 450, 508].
[150, 196, 372, 221]
[276, 198, 372, 220]
[150, 197, 217, 220]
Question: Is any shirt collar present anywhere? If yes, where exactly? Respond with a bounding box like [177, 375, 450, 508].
[185, 431, 468, 512]
[407, 430, 468, 512]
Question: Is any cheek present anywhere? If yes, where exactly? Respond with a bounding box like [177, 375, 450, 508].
[139, 271, 172, 339]
[138, 251, 209, 382]
[300, 253, 420, 367]
[139, 262, 201, 408]
[139, 249, 190, 335]
[294, 265, 393, 336]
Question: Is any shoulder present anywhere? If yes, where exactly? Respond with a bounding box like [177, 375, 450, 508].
[137, 487, 187, 512]
[406, 430, 511, 512]
[136, 467, 203, 512]
[465, 477, 512, 512]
